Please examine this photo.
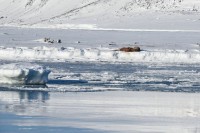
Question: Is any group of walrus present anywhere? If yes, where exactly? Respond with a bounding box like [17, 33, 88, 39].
[116, 46, 141, 52]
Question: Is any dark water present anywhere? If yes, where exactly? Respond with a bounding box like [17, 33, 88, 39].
[1, 61, 200, 92]
[44, 62, 200, 92]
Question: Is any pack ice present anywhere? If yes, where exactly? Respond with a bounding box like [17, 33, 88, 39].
[0, 63, 51, 85]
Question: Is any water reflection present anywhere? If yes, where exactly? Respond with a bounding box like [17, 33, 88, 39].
[0, 89, 49, 115]
[1, 90, 200, 133]
[19, 91, 49, 102]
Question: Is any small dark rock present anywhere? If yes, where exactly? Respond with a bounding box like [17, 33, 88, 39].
[134, 42, 139, 45]
[61, 47, 66, 50]
[109, 43, 116, 46]
[44, 37, 50, 42]
[57, 39, 62, 43]
[48, 40, 54, 44]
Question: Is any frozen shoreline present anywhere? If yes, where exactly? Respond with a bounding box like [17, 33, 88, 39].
[0, 26, 200, 63]
[0, 46, 200, 63]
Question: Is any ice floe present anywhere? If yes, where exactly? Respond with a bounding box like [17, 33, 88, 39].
[0, 63, 51, 85]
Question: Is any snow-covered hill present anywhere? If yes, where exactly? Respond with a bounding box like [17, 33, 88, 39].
[0, 0, 200, 29]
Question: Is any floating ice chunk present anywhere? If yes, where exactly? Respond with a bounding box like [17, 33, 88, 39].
[0, 63, 51, 85]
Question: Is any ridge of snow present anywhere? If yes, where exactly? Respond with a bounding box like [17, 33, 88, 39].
[0, 46, 200, 63]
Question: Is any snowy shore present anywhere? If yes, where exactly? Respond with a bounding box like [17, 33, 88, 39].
[1, 27, 200, 64]
[1, 46, 200, 63]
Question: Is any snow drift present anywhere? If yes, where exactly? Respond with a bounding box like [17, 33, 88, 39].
[0, 63, 51, 85]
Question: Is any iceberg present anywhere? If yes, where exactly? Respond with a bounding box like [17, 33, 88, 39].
[0, 63, 51, 85]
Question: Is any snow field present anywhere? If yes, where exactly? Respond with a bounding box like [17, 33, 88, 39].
[1, 0, 200, 30]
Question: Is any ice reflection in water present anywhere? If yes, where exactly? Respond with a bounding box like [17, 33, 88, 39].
[1, 90, 200, 133]
[0, 90, 49, 115]
[0, 90, 107, 133]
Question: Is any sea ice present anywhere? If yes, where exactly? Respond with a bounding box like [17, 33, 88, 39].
[0, 63, 51, 85]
